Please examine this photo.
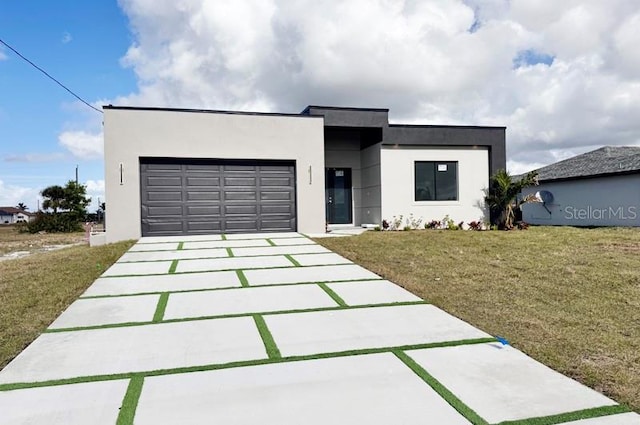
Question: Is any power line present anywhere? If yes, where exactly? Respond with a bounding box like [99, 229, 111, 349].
[0, 38, 102, 114]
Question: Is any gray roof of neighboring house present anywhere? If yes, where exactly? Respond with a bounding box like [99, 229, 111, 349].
[529, 146, 640, 182]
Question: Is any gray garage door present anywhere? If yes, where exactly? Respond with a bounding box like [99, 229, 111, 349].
[140, 158, 296, 236]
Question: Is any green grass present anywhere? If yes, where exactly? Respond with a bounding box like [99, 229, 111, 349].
[0, 239, 135, 369]
[315, 227, 640, 412]
[116, 376, 144, 425]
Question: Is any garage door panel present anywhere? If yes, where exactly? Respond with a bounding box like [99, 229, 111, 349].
[186, 205, 221, 216]
[225, 220, 259, 231]
[186, 177, 220, 186]
[145, 220, 184, 234]
[261, 177, 294, 186]
[140, 159, 296, 236]
[225, 192, 257, 201]
[261, 219, 296, 230]
[144, 163, 182, 171]
[185, 164, 221, 172]
[224, 177, 256, 187]
[224, 205, 258, 215]
[187, 191, 220, 201]
[261, 204, 294, 214]
[223, 165, 257, 172]
[187, 220, 222, 232]
[146, 191, 183, 202]
[147, 206, 183, 216]
[146, 176, 182, 187]
[261, 191, 293, 201]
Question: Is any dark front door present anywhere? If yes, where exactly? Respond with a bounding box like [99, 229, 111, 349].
[325, 168, 352, 224]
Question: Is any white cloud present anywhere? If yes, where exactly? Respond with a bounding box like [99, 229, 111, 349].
[4, 153, 67, 163]
[0, 180, 39, 211]
[62, 32, 73, 44]
[115, 0, 640, 172]
[58, 130, 103, 160]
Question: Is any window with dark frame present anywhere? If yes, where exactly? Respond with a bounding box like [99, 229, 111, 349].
[414, 161, 458, 201]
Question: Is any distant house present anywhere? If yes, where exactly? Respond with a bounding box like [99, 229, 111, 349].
[521, 146, 640, 227]
[0, 207, 34, 224]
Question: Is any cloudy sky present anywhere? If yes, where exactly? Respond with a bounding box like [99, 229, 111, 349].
[1, 0, 639, 210]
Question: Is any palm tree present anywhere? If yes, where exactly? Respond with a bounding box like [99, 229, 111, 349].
[485, 169, 538, 229]
[41, 185, 66, 214]
[16, 202, 28, 211]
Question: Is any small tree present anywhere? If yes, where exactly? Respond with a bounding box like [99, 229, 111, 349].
[485, 169, 538, 230]
[41, 185, 65, 214]
[25, 181, 92, 233]
[16, 202, 28, 211]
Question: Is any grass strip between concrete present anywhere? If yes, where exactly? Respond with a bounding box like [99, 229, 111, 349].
[176, 242, 184, 251]
[226, 248, 234, 257]
[168, 260, 178, 274]
[220, 234, 227, 240]
[99, 262, 367, 279]
[235, 269, 249, 287]
[393, 350, 489, 425]
[115, 376, 144, 425]
[494, 405, 631, 425]
[80, 277, 385, 299]
[152, 293, 169, 323]
[317, 282, 348, 307]
[265, 238, 276, 246]
[284, 254, 301, 267]
[117, 249, 323, 263]
[0, 337, 495, 392]
[253, 314, 281, 359]
[43, 301, 430, 333]
[127, 241, 315, 254]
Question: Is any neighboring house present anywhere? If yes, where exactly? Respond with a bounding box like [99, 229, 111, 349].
[0, 207, 34, 224]
[102, 105, 505, 243]
[521, 146, 640, 227]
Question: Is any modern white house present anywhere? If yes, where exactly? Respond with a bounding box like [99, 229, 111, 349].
[102, 105, 505, 243]
[521, 146, 640, 227]
[0, 207, 34, 224]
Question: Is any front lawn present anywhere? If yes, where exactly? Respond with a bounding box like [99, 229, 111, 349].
[0, 240, 135, 369]
[315, 227, 640, 412]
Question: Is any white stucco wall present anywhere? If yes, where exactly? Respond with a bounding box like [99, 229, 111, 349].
[521, 174, 640, 226]
[103, 108, 326, 243]
[380, 146, 489, 226]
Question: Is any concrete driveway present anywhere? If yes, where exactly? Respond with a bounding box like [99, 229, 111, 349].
[0, 232, 637, 425]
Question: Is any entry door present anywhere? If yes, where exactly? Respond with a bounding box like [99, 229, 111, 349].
[325, 168, 352, 224]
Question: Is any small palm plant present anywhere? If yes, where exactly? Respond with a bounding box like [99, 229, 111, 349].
[485, 169, 538, 230]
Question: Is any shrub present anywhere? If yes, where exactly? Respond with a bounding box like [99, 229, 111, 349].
[425, 220, 441, 230]
[517, 221, 530, 230]
[467, 221, 484, 231]
[403, 225, 412, 231]
[374, 226, 381, 231]
[19, 212, 83, 233]
[381, 220, 389, 230]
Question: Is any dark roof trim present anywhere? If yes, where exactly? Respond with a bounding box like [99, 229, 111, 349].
[537, 169, 640, 183]
[102, 105, 322, 119]
[301, 105, 389, 114]
[389, 124, 506, 130]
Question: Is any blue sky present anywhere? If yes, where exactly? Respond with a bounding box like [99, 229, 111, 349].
[0, 1, 135, 210]
[1, 1, 639, 211]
